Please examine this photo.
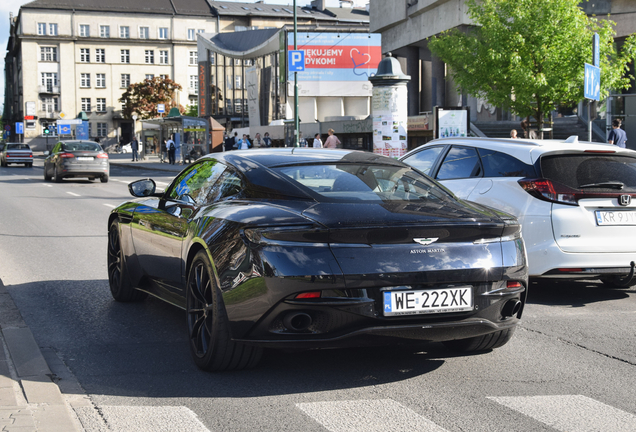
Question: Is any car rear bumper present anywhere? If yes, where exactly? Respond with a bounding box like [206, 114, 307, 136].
[531, 243, 636, 278]
[61, 165, 109, 177]
[5, 157, 33, 163]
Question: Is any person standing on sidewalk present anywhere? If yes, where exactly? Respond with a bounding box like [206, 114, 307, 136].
[131, 136, 139, 161]
[313, 133, 323, 148]
[167, 136, 176, 164]
[608, 119, 627, 148]
[324, 129, 341, 149]
[161, 139, 167, 162]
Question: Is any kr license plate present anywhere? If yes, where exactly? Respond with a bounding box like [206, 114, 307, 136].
[595, 210, 636, 226]
[383, 287, 473, 316]
[77, 157, 93, 161]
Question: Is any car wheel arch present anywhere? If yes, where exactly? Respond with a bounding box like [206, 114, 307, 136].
[186, 240, 219, 285]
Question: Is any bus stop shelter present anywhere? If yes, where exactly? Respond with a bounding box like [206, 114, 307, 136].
[144, 113, 210, 161]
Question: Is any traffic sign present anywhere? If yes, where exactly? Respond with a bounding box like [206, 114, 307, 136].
[57, 119, 82, 125]
[584, 63, 600, 101]
[157, 104, 165, 113]
[15, 122, 24, 134]
[4, 125, 10, 131]
[57, 124, 71, 135]
[288, 50, 305, 72]
[24, 115, 34, 120]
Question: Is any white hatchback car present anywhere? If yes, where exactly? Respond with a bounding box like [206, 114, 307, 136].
[401, 136, 636, 287]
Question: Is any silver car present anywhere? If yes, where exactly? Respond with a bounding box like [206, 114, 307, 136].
[44, 140, 109, 183]
[0, 143, 33, 167]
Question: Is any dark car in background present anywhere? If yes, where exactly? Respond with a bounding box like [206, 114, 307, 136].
[108, 149, 528, 371]
[44, 140, 109, 182]
[1, 143, 33, 167]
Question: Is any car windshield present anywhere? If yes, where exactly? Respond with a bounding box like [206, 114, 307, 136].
[541, 154, 636, 192]
[7, 144, 30, 150]
[62, 142, 102, 152]
[273, 163, 454, 203]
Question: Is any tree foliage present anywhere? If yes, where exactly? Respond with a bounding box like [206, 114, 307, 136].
[119, 77, 185, 119]
[428, 0, 636, 132]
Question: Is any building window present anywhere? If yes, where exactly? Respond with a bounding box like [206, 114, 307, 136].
[88, 122, 93, 137]
[96, 98, 106, 112]
[139, 27, 149, 39]
[41, 73, 58, 92]
[235, 26, 247, 32]
[189, 75, 198, 92]
[144, 50, 154, 64]
[120, 26, 129, 38]
[120, 49, 130, 63]
[100, 25, 110, 38]
[234, 98, 242, 113]
[80, 48, 90, 63]
[235, 75, 242, 89]
[158, 27, 168, 39]
[227, 75, 233, 90]
[189, 51, 198, 65]
[40, 47, 58, 62]
[244, 99, 248, 112]
[121, 74, 130, 88]
[244, 59, 253, 66]
[41, 97, 59, 114]
[187, 28, 195, 40]
[80, 73, 91, 88]
[95, 48, 105, 63]
[210, 53, 215, 65]
[97, 122, 107, 137]
[197, 29, 205, 34]
[38, 23, 46, 35]
[96, 73, 106, 88]
[145, 74, 155, 80]
[234, 58, 241, 66]
[79, 24, 90, 37]
[159, 50, 169, 64]
[226, 99, 232, 113]
[160, 74, 169, 80]
[81, 98, 91, 113]
[49, 23, 58, 36]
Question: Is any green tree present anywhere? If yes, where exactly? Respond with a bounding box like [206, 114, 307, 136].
[119, 77, 185, 119]
[428, 0, 636, 135]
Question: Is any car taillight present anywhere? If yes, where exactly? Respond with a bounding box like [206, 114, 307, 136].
[96, 153, 108, 159]
[243, 226, 329, 246]
[518, 178, 579, 206]
[60, 153, 75, 158]
[295, 291, 321, 299]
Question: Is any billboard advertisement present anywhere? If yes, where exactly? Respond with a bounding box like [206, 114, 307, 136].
[287, 32, 382, 97]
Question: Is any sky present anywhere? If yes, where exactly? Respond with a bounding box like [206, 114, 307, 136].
[0, 0, 360, 115]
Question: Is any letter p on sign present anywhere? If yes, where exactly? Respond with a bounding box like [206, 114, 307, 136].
[288, 50, 305, 72]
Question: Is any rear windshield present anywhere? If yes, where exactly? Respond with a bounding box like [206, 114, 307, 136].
[7, 144, 30, 150]
[62, 142, 102, 152]
[541, 154, 636, 191]
[273, 163, 455, 203]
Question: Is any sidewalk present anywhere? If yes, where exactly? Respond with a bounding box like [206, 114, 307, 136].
[0, 281, 83, 432]
[107, 152, 189, 174]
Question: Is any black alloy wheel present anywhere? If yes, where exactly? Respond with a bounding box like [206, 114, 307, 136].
[107, 222, 146, 302]
[186, 250, 262, 371]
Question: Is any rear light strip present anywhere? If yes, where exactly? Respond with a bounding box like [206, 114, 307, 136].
[518, 178, 636, 206]
[60, 153, 75, 158]
[96, 153, 109, 159]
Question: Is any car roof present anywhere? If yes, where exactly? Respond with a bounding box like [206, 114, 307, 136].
[405, 137, 636, 165]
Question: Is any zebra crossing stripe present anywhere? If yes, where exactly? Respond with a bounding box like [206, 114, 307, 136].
[296, 399, 449, 432]
[489, 395, 636, 432]
[74, 405, 210, 432]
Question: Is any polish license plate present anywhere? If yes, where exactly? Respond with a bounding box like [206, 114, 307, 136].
[383, 286, 473, 316]
[77, 156, 93, 161]
[595, 210, 636, 226]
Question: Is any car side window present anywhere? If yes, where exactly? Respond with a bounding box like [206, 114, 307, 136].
[168, 159, 226, 204]
[478, 148, 537, 178]
[401, 146, 444, 176]
[437, 146, 482, 180]
[208, 170, 244, 202]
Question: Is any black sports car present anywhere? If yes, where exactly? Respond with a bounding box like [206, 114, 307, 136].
[108, 149, 528, 371]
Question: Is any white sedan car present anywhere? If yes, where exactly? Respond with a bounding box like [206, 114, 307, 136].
[401, 136, 636, 287]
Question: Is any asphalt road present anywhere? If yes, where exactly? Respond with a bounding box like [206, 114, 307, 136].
[1, 161, 635, 432]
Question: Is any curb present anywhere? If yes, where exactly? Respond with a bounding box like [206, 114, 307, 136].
[0, 280, 83, 432]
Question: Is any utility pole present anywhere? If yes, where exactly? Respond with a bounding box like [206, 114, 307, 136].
[293, 0, 299, 147]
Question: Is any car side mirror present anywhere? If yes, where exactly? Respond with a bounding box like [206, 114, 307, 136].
[43, 151, 50, 156]
[128, 179, 158, 197]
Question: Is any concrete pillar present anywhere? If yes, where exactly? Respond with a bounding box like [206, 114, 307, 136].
[421, 60, 432, 113]
[431, 56, 446, 108]
[406, 46, 420, 116]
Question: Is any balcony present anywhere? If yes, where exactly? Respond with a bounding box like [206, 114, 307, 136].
[37, 110, 60, 119]
[39, 85, 60, 94]
[188, 88, 198, 96]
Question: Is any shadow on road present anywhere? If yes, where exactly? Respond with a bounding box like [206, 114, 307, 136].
[527, 278, 633, 308]
[7, 279, 452, 399]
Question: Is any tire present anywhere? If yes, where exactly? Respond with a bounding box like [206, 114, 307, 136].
[27, 163, 33, 167]
[1, 159, 6, 167]
[443, 328, 516, 353]
[53, 167, 62, 183]
[186, 250, 262, 371]
[43, 165, 51, 181]
[100, 175, 109, 183]
[107, 222, 146, 302]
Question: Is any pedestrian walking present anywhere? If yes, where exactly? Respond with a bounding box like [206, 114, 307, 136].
[233, 132, 239, 149]
[161, 139, 167, 162]
[313, 133, 323, 148]
[167, 136, 176, 164]
[224, 133, 235, 151]
[131, 136, 139, 161]
[298, 132, 308, 148]
[263, 132, 273, 148]
[324, 129, 341, 149]
[608, 119, 627, 148]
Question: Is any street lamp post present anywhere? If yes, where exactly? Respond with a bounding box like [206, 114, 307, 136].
[293, 0, 299, 147]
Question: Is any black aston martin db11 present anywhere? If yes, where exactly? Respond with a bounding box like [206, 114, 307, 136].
[107, 149, 527, 371]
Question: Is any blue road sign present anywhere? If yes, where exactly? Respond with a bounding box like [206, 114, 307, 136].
[584, 63, 600, 101]
[157, 103, 165, 113]
[15, 122, 24, 134]
[57, 124, 71, 135]
[288, 50, 305, 72]
[76, 121, 89, 140]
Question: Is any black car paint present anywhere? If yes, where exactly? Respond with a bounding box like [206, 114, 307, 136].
[110, 149, 527, 348]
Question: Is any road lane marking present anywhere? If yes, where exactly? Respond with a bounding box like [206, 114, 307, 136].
[43, 184, 52, 187]
[489, 395, 636, 432]
[156, 181, 169, 185]
[103, 204, 116, 208]
[118, 180, 129, 184]
[73, 406, 210, 432]
[296, 400, 449, 432]
[66, 192, 80, 197]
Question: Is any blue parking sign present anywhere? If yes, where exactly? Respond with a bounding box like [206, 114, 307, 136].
[288, 50, 305, 72]
[15, 122, 24, 134]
